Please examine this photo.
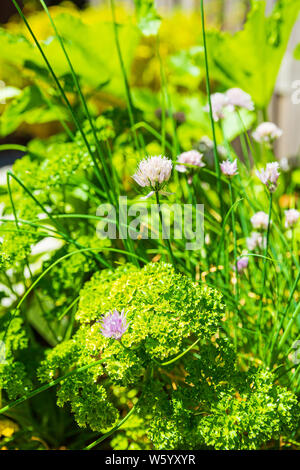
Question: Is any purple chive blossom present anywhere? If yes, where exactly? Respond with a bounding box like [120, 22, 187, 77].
[285, 209, 300, 229]
[99, 309, 129, 340]
[204, 92, 229, 121]
[133, 155, 172, 188]
[246, 231, 265, 251]
[234, 257, 249, 272]
[252, 122, 282, 144]
[250, 212, 270, 231]
[175, 150, 205, 184]
[204, 89, 254, 122]
[225, 88, 254, 111]
[256, 162, 280, 192]
[220, 159, 238, 177]
[175, 150, 205, 173]
[132, 155, 173, 199]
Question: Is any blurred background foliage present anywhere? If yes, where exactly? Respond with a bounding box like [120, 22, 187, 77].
[0, 0, 298, 152]
[0, 0, 300, 451]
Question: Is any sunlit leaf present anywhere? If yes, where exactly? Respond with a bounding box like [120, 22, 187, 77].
[134, 0, 161, 36]
[206, 0, 300, 108]
[0, 13, 140, 96]
[0, 85, 68, 136]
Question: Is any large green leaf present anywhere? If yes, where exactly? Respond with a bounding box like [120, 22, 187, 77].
[134, 0, 161, 36]
[0, 28, 39, 66]
[0, 13, 140, 96]
[52, 14, 140, 94]
[206, 0, 300, 108]
[0, 85, 68, 136]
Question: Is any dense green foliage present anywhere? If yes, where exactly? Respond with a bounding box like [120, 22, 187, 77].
[0, 0, 299, 451]
[37, 263, 300, 449]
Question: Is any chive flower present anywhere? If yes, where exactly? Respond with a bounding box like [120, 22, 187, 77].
[252, 122, 282, 144]
[256, 162, 280, 192]
[250, 212, 270, 231]
[235, 257, 249, 272]
[220, 159, 238, 177]
[205, 92, 229, 121]
[175, 150, 205, 183]
[285, 209, 300, 229]
[226, 88, 254, 111]
[99, 309, 129, 340]
[133, 155, 172, 198]
[205, 88, 254, 122]
[246, 231, 265, 251]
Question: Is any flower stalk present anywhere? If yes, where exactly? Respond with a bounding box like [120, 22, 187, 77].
[155, 190, 176, 268]
[257, 192, 273, 341]
[200, 0, 223, 220]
